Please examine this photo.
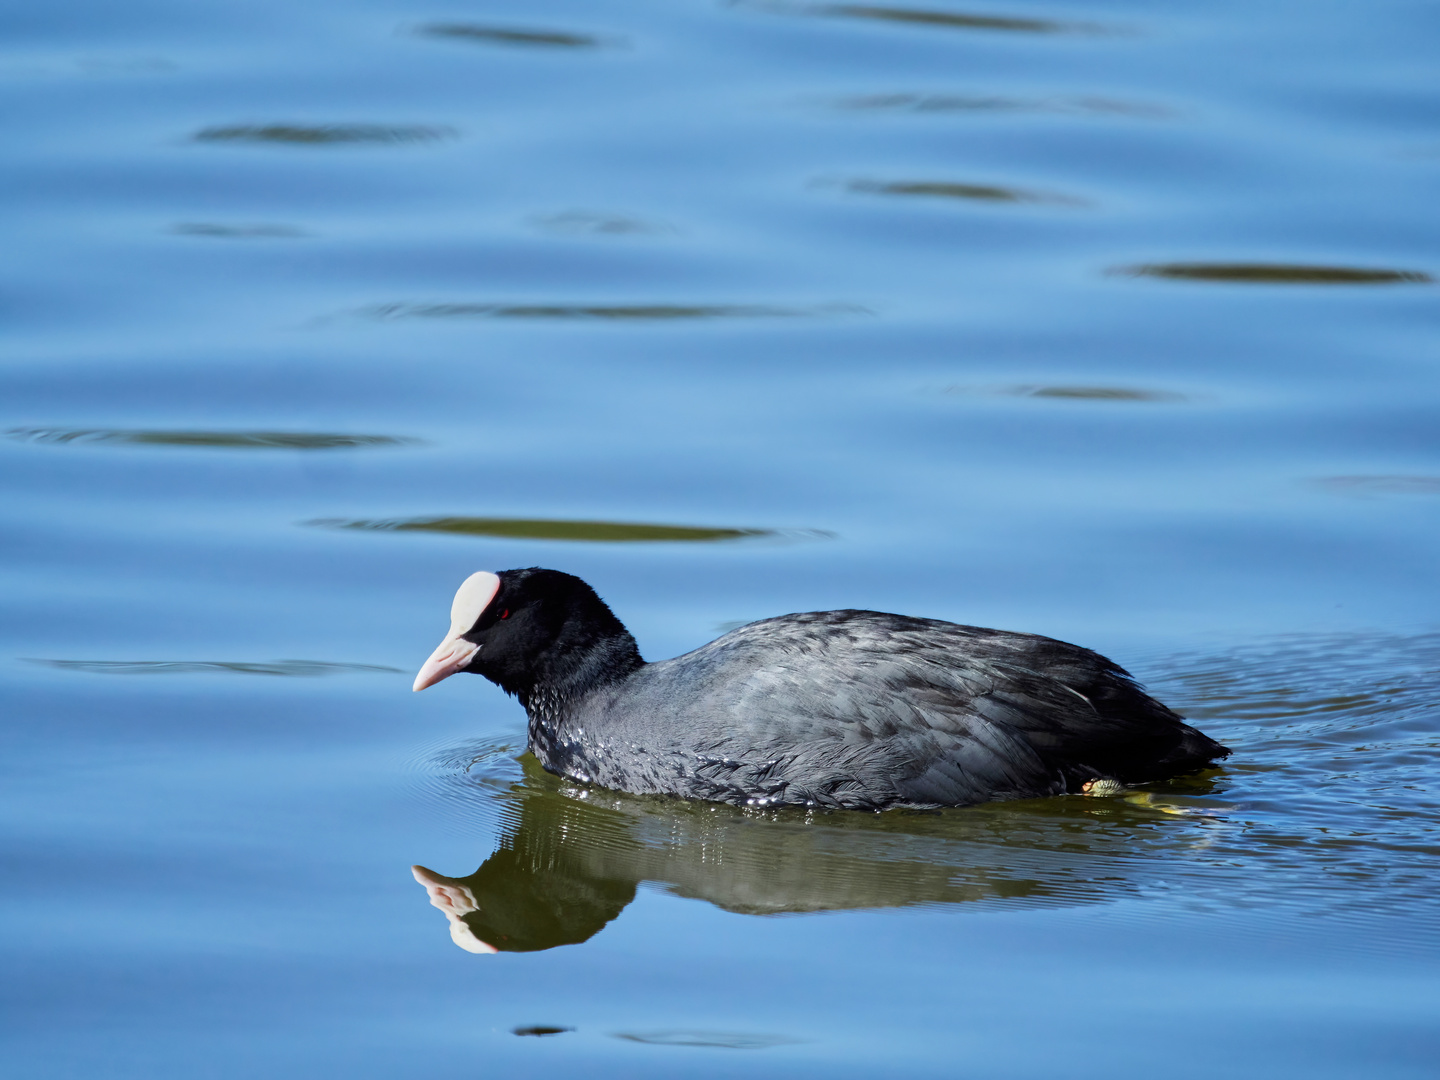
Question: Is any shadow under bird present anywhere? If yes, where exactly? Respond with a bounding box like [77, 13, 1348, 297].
[413, 568, 1229, 810]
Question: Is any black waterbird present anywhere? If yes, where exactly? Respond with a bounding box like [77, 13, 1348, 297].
[413, 568, 1229, 810]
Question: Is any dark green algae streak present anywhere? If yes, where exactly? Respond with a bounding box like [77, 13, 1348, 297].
[7, 428, 418, 450]
[1113, 262, 1433, 285]
[775, 2, 1105, 36]
[356, 302, 861, 321]
[414, 23, 608, 49]
[191, 123, 456, 145]
[306, 516, 777, 543]
[846, 178, 1085, 206]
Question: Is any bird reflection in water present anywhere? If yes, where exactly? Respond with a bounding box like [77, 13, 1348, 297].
[413, 756, 1226, 953]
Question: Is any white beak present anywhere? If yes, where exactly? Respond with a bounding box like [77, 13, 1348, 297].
[412, 635, 481, 692]
[412, 571, 501, 692]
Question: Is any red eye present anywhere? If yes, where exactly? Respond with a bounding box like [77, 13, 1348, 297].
[500, 609, 509, 619]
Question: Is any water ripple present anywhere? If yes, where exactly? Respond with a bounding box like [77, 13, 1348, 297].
[305, 516, 820, 543]
[355, 302, 863, 321]
[752, 2, 1106, 36]
[940, 384, 1187, 402]
[1009, 385, 1181, 401]
[822, 92, 1172, 118]
[415, 23, 610, 49]
[846, 177, 1086, 206]
[192, 123, 456, 146]
[612, 1030, 804, 1049]
[23, 658, 402, 677]
[6, 428, 417, 450]
[1314, 476, 1440, 497]
[1112, 262, 1433, 285]
[169, 223, 307, 239]
[527, 211, 674, 236]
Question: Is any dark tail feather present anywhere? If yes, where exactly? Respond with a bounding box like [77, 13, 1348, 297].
[1153, 722, 1231, 777]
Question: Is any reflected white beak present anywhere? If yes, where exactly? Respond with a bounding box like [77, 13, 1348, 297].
[412, 635, 480, 692]
[411, 865, 499, 955]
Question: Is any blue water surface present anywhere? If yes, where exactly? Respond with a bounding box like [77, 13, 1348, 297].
[2, 1, 1438, 1076]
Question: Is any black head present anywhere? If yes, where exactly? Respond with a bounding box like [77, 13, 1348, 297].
[413, 568, 641, 704]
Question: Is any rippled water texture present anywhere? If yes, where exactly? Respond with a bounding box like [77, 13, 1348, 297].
[2, 0, 1437, 1078]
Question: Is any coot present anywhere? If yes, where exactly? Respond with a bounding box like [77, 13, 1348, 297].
[414, 568, 1229, 810]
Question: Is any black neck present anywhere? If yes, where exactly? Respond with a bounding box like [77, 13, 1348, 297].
[518, 630, 643, 717]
